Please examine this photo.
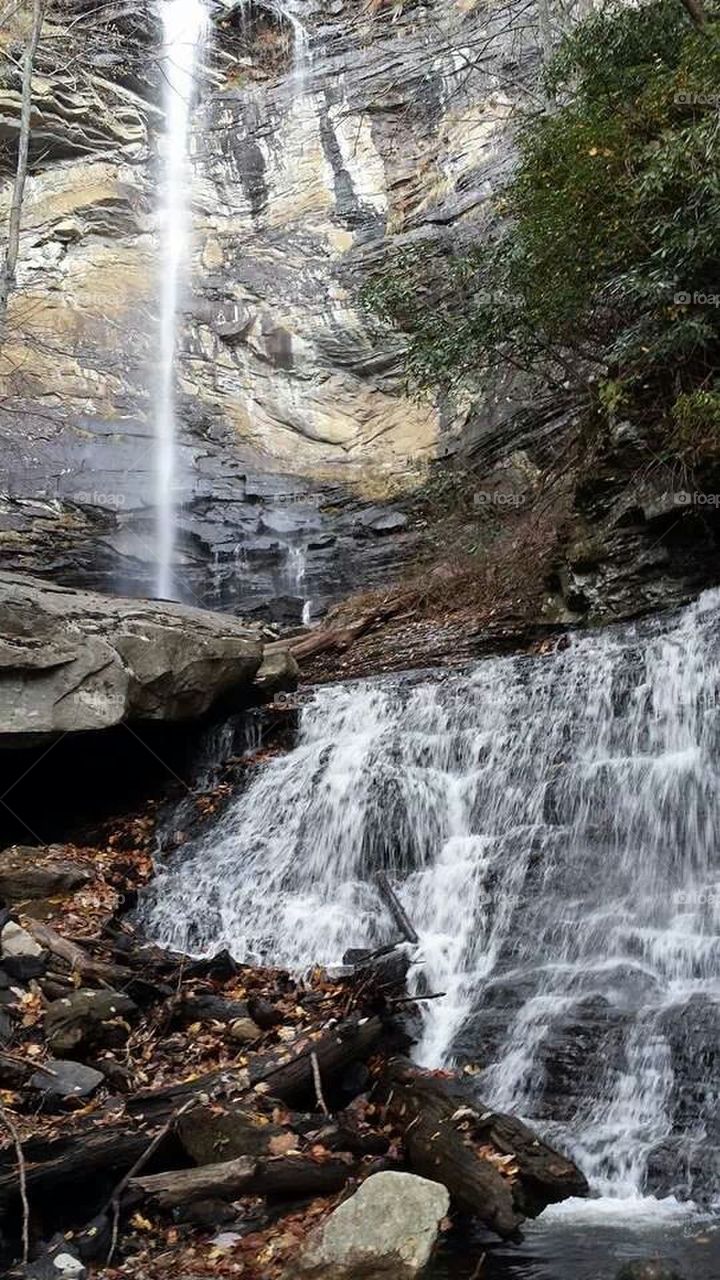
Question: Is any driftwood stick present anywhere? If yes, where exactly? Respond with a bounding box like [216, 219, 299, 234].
[379, 1058, 588, 1239]
[387, 992, 446, 1005]
[104, 1094, 199, 1263]
[0, 1107, 29, 1264]
[23, 920, 129, 986]
[376, 871, 419, 945]
[311, 1052, 329, 1117]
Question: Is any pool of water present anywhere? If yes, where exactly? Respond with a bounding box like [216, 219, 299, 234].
[431, 1200, 720, 1279]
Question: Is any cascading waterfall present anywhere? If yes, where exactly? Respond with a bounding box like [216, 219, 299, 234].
[142, 589, 720, 1210]
[283, 543, 313, 624]
[154, 0, 208, 600]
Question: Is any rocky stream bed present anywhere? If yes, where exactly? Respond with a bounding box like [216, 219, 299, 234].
[0, 809, 590, 1280]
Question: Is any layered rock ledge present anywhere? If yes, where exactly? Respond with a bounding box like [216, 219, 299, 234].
[0, 572, 268, 746]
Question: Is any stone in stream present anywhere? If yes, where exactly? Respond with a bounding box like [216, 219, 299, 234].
[3, 952, 49, 982]
[251, 647, 300, 700]
[23, 1242, 86, 1278]
[293, 1170, 450, 1280]
[178, 1102, 285, 1166]
[228, 1015, 262, 1044]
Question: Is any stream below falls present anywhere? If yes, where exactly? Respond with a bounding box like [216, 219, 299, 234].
[142, 589, 720, 1275]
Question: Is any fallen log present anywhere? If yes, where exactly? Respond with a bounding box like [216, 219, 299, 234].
[376, 871, 419, 946]
[350, 946, 411, 996]
[380, 1058, 588, 1240]
[176, 994, 252, 1026]
[252, 1153, 361, 1199]
[22, 920, 132, 988]
[266, 601, 404, 664]
[0, 1125, 158, 1208]
[129, 1151, 363, 1214]
[129, 1157, 255, 1209]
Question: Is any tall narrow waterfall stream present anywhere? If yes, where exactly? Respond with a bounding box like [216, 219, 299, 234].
[154, 0, 207, 600]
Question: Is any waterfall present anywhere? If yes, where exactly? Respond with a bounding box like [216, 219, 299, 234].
[154, 0, 208, 600]
[142, 589, 720, 1207]
[283, 543, 313, 624]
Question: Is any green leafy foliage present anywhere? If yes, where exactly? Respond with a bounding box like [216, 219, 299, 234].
[361, 0, 720, 444]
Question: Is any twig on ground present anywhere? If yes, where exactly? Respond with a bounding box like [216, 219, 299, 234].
[0, 1105, 29, 1264]
[103, 1094, 199, 1263]
[311, 1051, 329, 1116]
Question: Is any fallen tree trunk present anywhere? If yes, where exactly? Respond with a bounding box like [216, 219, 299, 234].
[251, 1153, 362, 1198]
[175, 994, 252, 1026]
[0, 1125, 158, 1208]
[23, 920, 132, 987]
[129, 1157, 255, 1209]
[266, 601, 404, 664]
[129, 1152, 363, 1214]
[380, 1058, 588, 1240]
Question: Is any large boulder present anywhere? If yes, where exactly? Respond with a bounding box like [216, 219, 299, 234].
[293, 1170, 449, 1280]
[0, 573, 264, 745]
[0, 845, 93, 901]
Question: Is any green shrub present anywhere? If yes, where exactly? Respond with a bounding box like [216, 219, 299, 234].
[671, 388, 720, 460]
[361, 0, 720, 449]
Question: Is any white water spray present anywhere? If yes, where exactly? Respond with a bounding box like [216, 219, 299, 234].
[154, 0, 208, 600]
[284, 543, 313, 624]
[143, 591, 720, 1207]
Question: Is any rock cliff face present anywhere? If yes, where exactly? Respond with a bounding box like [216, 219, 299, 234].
[0, 0, 534, 620]
[4, 0, 716, 634]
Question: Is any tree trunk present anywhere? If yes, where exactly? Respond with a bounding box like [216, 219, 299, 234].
[0, 0, 46, 339]
[129, 1157, 255, 1209]
[679, 0, 707, 27]
[380, 1058, 588, 1240]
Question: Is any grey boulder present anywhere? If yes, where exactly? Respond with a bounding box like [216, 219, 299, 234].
[0, 572, 263, 745]
[24, 1243, 86, 1279]
[30, 1059, 105, 1100]
[294, 1170, 450, 1280]
[1, 920, 44, 958]
[0, 845, 93, 901]
[251, 647, 300, 701]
